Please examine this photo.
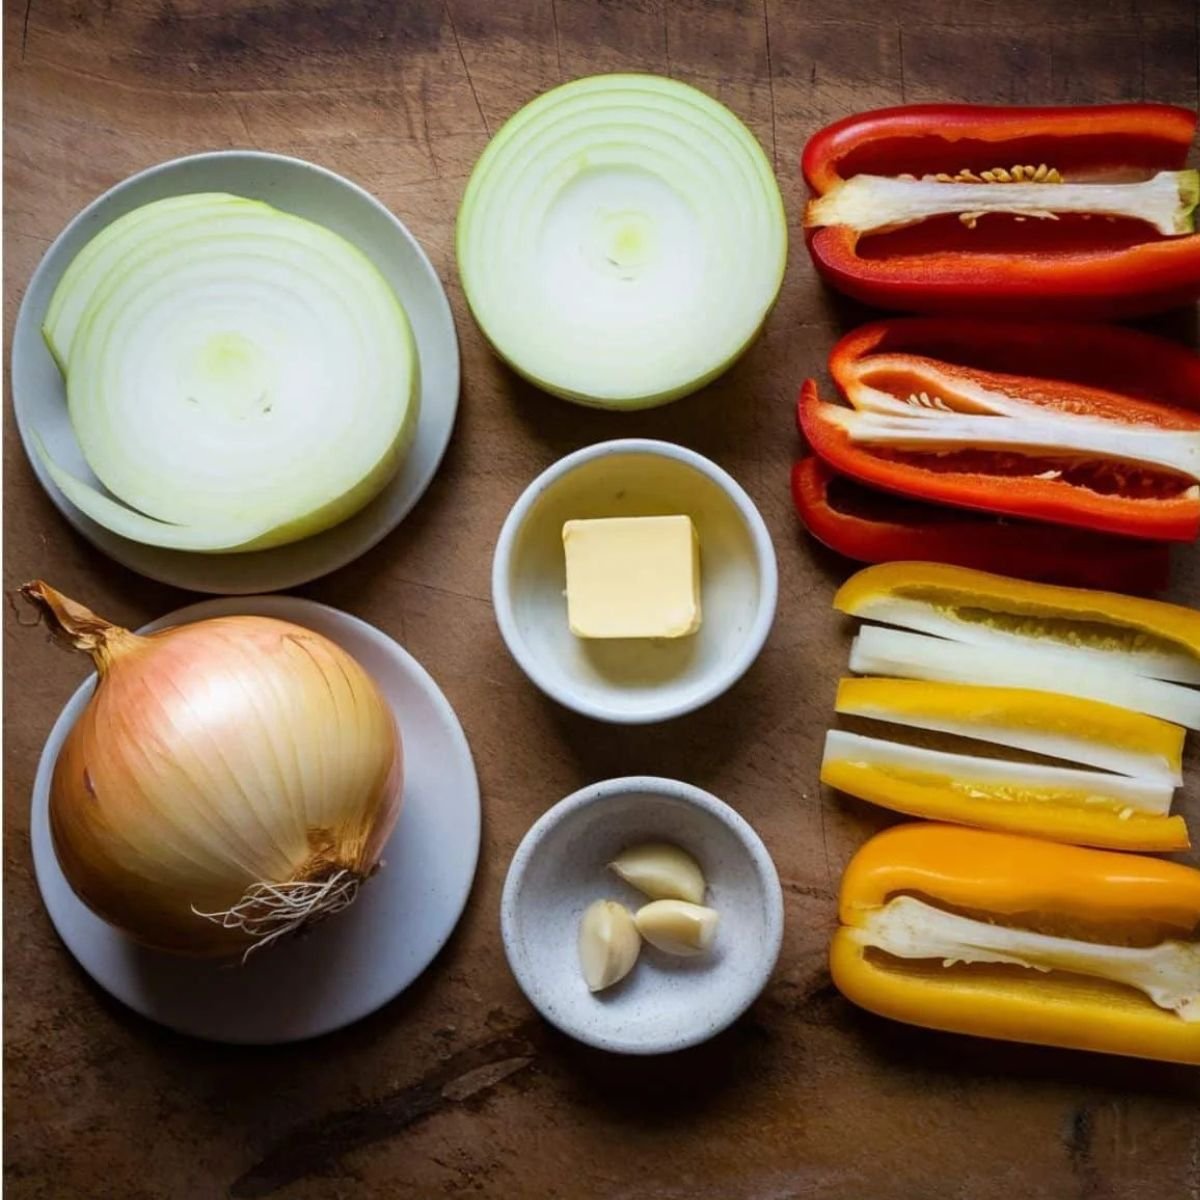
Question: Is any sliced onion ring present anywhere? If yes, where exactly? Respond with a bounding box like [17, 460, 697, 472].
[43, 193, 255, 372]
[456, 74, 787, 408]
[39, 197, 419, 552]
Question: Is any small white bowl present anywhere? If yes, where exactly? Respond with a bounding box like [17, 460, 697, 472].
[11, 150, 460, 595]
[501, 776, 783, 1055]
[492, 439, 777, 723]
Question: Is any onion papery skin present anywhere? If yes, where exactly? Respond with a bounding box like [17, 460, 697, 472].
[39, 194, 420, 553]
[456, 74, 787, 408]
[34, 586, 403, 957]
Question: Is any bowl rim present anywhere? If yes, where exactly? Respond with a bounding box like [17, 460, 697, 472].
[499, 774, 784, 1055]
[490, 438, 778, 724]
[10, 148, 461, 594]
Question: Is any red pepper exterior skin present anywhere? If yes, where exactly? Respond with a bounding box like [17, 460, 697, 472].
[803, 104, 1197, 193]
[797, 380, 1200, 542]
[802, 103, 1200, 319]
[791, 457, 1172, 593]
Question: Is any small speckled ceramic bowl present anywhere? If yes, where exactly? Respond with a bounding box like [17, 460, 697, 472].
[501, 776, 784, 1055]
[492, 439, 778, 724]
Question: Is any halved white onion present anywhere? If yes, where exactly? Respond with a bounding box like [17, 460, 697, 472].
[457, 74, 786, 408]
[40, 196, 419, 552]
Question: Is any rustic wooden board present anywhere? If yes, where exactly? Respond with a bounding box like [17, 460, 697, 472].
[5, 2, 1199, 1197]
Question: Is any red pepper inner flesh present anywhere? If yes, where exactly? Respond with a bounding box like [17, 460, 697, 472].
[830, 319, 1200, 410]
[857, 212, 1172, 259]
[798, 380, 1200, 541]
[852, 358, 1200, 430]
[833, 346, 1200, 503]
[862, 447, 1193, 502]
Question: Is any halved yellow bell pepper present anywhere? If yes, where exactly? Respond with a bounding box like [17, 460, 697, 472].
[821, 728, 1189, 851]
[835, 677, 1185, 784]
[831, 823, 1200, 1064]
[834, 561, 1200, 684]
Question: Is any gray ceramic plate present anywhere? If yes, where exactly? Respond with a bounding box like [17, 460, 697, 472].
[11, 151, 459, 594]
[30, 595, 480, 1044]
[501, 776, 783, 1054]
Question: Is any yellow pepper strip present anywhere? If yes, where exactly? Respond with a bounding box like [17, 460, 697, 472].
[821, 730, 1189, 851]
[849, 624, 1200, 729]
[831, 823, 1200, 1064]
[835, 677, 1184, 784]
[833, 561, 1200, 684]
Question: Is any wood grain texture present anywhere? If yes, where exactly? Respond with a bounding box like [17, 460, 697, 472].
[4, 2, 1200, 1197]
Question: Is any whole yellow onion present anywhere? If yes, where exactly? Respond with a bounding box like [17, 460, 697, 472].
[24, 581, 403, 957]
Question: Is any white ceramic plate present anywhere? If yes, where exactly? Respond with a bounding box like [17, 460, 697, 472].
[30, 596, 480, 1044]
[11, 151, 459, 594]
[501, 776, 783, 1054]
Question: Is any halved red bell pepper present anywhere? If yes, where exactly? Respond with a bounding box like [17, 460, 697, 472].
[802, 104, 1200, 318]
[792, 457, 1171, 593]
[797, 318, 1200, 542]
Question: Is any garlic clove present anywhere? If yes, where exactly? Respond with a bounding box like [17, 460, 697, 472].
[578, 899, 641, 992]
[634, 899, 720, 956]
[608, 842, 706, 904]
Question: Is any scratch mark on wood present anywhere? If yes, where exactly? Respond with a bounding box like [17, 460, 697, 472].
[230, 1033, 535, 1197]
[419, 80, 438, 180]
[20, 0, 33, 60]
[1064, 1104, 1100, 1200]
[444, 1, 490, 137]
[780, 879, 835, 901]
[818, 792, 833, 890]
[897, 26, 906, 102]
[550, 0, 564, 83]
[228, 96, 252, 143]
[1189, 1115, 1199, 1200]
[1137, 21, 1146, 102]
[773, 968, 847, 1028]
[762, 0, 778, 171]
[396, 575, 491, 606]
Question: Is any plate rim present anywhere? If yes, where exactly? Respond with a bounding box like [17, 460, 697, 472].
[10, 149, 461, 594]
[29, 594, 482, 1044]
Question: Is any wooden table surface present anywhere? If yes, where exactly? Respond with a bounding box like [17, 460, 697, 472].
[5, 2, 1200, 1197]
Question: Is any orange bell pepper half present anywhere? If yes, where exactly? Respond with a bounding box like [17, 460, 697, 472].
[802, 103, 1200, 318]
[831, 823, 1200, 1064]
[797, 319, 1200, 541]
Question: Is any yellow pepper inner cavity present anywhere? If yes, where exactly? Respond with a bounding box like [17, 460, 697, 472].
[900, 588, 1186, 659]
[861, 761, 1134, 814]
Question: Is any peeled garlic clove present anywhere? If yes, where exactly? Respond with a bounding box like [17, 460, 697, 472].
[634, 899, 719, 956]
[578, 900, 640, 992]
[608, 842, 706, 904]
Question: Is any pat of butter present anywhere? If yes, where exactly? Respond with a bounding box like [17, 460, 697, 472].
[562, 515, 701, 639]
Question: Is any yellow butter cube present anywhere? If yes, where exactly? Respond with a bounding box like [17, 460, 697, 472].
[562, 515, 702, 639]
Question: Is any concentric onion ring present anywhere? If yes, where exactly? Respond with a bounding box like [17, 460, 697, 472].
[457, 74, 787, 408]
[40, 195, 419, 552]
